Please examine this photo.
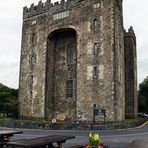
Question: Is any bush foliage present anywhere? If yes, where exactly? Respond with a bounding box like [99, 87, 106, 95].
[0, 83, 18, 118]
[138, 76, 148, 114]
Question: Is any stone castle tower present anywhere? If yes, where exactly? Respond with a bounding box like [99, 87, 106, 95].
[124, 27, 138, 118]
[19, 0, 137, 122]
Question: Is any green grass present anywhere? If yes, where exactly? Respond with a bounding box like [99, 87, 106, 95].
[125, 118, 144, 123]
[15, 119, 65, 124]
[16, 119, 50, 124]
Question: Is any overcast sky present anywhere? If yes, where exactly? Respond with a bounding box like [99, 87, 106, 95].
[0, 0, 147, 89]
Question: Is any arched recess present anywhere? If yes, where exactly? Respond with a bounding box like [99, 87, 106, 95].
[45, 28, 77, 121]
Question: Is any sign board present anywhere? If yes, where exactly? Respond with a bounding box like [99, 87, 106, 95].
[93, 107, 106, 124]
[94, 108, 105, 117]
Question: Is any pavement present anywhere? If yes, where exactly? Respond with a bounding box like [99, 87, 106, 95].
[128, 139, 148, 148]
[0, 121, 148, 148]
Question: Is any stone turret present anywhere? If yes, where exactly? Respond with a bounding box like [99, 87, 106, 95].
[124, 26, 138, 118]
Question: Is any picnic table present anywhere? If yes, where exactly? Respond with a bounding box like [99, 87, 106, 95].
[6, 135, 75, 148]
[0, 130, 23, 146]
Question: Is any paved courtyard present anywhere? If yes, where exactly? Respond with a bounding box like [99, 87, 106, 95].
[0, 123, 148, 148]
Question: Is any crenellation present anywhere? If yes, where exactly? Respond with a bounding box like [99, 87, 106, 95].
[30, 3, 35, 10]
[128, 26, 134, 33]
[125, 26, 136, 44]
[54, 1, 59, 5]
[61, 0, 65, 4]
[47, 0, 51, 3]
[125, 26, 135, 35]
[23, 6, 28, 16]
[23, 0, 76, 20]
[37, 1, 43, 9]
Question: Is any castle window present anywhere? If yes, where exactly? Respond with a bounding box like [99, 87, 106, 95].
[31, 53, 37, 65]
[53, 10, 69, 20]
[66, 80, 73, 98]
[31, 33, 37, 46]
[32, 20, 37, 25]
[29, 75, 33, 88]
[93, 67, 97, 79]
[93, 43, 98, 54]
[93, 3, 100, 9]
[67, 44, 73, 64]
[93, 19, 98, 31]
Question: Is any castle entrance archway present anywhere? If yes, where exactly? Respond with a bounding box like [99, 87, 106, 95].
[45, 28, 77, 121]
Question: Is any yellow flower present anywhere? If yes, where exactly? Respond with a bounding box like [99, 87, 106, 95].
[92, 133, 102, 146]
[92, 133, 99, 141]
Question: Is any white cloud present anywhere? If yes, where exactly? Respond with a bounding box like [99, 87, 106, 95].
[0, 0, 147, 88]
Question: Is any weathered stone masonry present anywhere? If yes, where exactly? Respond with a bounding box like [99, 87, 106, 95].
[19, 0, 137, 122]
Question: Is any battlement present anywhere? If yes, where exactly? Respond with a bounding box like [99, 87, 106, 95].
[23, 0, 83, 20]
[125, 26, 135, 36]
[124, 26, 136, 44]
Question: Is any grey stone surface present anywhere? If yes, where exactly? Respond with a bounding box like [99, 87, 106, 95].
[128, 139, 148, 148]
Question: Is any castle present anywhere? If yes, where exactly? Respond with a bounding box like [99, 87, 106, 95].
[19, 0, 137, 122]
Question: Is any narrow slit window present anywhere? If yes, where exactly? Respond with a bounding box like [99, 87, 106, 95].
[66, 80, 73, 98]
[29, 75, 33, 88]
[31, 33, 36, 46]
[93, 43, 98, 54]
[31, 53, 37, 65]
[94, 19, 98, 31]
[93, 67, 97, 79]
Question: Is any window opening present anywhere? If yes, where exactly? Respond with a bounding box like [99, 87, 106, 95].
[93, 43, 98, 54]
[66, 80, 73, 98]
[31, 53, 37, 65]
[31, 33, 36, 46]
[29, 75, 33, 90]
[93, 3, 100, 9]
[93, 67, 97, 79]
[94, 19, 98, 31]
[53, 10, 69, 20]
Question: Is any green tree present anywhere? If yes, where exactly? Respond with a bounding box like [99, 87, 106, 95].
[138, 76, 148, 113]
[0, 83, 18, 118]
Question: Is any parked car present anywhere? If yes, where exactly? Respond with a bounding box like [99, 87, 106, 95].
[138, 112, 148, 118]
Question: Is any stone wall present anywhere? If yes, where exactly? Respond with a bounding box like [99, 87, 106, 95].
[0, 118, 147, 130]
